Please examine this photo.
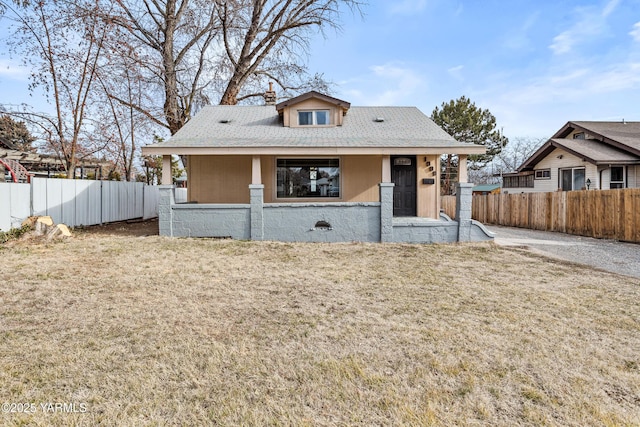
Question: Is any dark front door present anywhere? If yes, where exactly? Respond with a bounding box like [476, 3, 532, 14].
[391, 156, 416, 217]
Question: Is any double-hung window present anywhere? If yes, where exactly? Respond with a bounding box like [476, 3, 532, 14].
[560, 167, 585, 191]
[298, 110, 330, 126]
[277, 158, 340, 198]
[610, 166, 625, 189]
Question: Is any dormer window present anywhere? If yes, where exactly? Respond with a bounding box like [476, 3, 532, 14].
[298, 110, 330, 126]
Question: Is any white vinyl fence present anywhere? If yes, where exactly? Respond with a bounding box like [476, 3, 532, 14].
[0, 178, 159, 231]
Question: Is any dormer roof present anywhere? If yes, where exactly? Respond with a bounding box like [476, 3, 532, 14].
[275, 91, 351, 114]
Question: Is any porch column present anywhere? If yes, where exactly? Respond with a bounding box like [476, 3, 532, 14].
[249, 184, 264, 241]
[455, 182, 474, 242]
[161, 155, 173, 185]
[158, 185, 176, 236]
[382, 155, 391, 182]
[379, 182, 394, 242]
[458, 155, 468, 183]
[251, 155, 262, 184]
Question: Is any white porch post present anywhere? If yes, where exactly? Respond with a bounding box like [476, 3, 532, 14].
[382, 155, 391, 182]
[249, 155, 264, 240]
[251, 155, 262, 184]
[161, 155, 172, 185]
[458, 155, 468, 183]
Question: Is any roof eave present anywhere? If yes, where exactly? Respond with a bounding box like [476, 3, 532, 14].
[142, 145, 486, 156]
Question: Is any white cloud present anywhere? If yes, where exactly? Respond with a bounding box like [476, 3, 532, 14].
[548, 1, 619, 55]
[447, 65, 464, 81]
[630, 22, 640, 43]
[367, 63, 426, 105]
[602, 0, 620, 17]
[338, 63, 426, 107]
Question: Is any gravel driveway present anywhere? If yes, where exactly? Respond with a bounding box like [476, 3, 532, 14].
[486, 225, 640, 280]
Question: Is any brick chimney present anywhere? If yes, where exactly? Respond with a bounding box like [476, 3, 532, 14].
[263, 82, 276, 105]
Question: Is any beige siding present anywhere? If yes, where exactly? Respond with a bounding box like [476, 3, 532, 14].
[629, 166, 640, 188]
[188, 155, 251, 203]
[189, 154, 442, 218]
[341, 156, 381, 202]
[284, 99, 343, 127]
[416, 155, 440, 218]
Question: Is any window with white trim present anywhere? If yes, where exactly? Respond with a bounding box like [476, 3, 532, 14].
[610, 166, 625, 189]
[276, 158, 340, 198]
[560, 167, 585, 191]
[534, 169, 551, 179]
[298, 110, 330, 126]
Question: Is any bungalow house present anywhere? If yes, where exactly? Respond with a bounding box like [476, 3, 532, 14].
[502, 121, 640, 193]
[142, 88, 494, 243]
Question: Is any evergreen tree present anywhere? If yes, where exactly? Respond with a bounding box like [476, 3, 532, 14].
[0, 115, 36, 152]
[431, 96, 507, 195]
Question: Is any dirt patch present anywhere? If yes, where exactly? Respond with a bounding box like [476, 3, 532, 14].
[74, 218, 159, 237]
[1, 235, 639, 426]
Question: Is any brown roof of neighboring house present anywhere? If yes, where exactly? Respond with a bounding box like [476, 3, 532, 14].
[517, 121, 640, 171]
[554, 121, 640, 156]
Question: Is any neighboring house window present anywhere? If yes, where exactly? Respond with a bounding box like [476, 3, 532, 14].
[534, 169, 551, 179]
[573, 132, 585, 139]
[560, 167, 586, 191]
[503, 174, 534, 188]
[277, 158, 340, 198]
[610, 166, 625, 189]
[298, 110, 330, 126]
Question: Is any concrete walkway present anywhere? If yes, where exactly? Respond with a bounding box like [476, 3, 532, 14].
[486, 225, 640, 280]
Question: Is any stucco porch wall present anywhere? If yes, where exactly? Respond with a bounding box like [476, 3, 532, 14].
[263, 203, 381, 242]
[171, 204, 250, 239]
[158, 185, 494, 243]
[391, 217, 459, 243]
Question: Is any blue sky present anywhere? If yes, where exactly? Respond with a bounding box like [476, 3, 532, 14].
[1, 0, 639, 140]
[307, 0, 640, 138]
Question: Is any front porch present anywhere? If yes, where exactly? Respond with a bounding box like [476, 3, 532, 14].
[157, 181, 495, 243]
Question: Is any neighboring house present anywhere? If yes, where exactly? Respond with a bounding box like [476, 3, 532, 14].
[0, 136, 109, 181]
[472, 184, 501, 195]
[502, 121, 640, 193]
[142, 88, 494, 243]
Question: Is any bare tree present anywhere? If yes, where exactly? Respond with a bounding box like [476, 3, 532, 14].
[217, 0, 363, 105]
[470, 136, 547, 184]
[100, 0, 362, 133]
[94, 46, 156, 181]
[2, 0, 111, 178]
[95, 0, 220, 135]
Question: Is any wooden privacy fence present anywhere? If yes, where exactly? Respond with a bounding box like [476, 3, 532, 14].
[0, 178, 159, 231]
[441, 188, 640, 243]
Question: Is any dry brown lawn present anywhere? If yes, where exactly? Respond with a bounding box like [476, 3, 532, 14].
[1, 221, 639, 426]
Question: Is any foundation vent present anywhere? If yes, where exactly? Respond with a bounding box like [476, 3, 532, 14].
[313, 220, 332, 230]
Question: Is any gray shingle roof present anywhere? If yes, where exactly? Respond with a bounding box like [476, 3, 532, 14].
[560, 121, 640, 154]
[551, 138, 640, 164]
[148, 105, 475, 150]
